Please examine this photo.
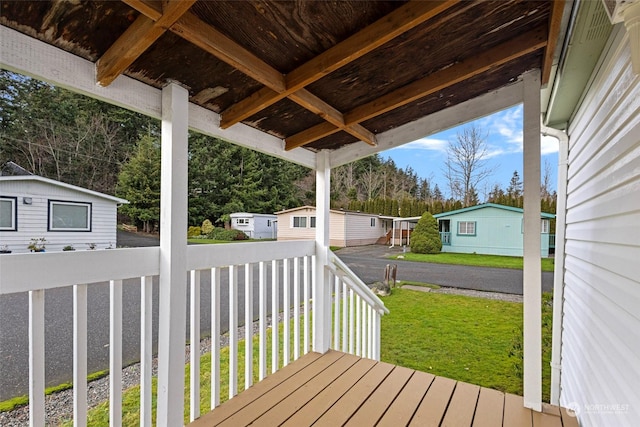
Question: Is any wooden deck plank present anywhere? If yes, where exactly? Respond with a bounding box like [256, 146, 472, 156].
[281, 358, 378, 426]
[376, 370, 435, 427]
[542, 403, 561, 416]
[249, 352, 361, 425]
[441, 381, 481, 426]
[503, 394, 533, 427]
[215, 350, 345, 426]
[472, 387, 505, 427]
[532, 409, 563, 427]
[345, 365, 414, 426]
[560, 406, 580, 427]
[188, 351, 327, 426]
[312, 360, 395, 426]
[409, 375, 457, 427]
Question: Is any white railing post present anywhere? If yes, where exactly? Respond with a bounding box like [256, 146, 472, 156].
[190, 270, 201, 421]
[304, 256, 310, 354]
[244, 263, 253, 390]
[229, 265, 238, 399]
[282, 258, 290, 366]
[110, 279, 123, 427]
[271, 259, 279, 373]
[334, 275, 341, 350]
[73, 284, 88, 427]
[29, 289, 45, 427]
[313, 150, 332, 353]
[342, 282, 348, 353]
[156, 82, 189, 427]
[293, 257, 300, 360]
[211, 267, 221, 409]
[259, 261, 267, 380]
[523, 69, 542, 412]
[140, 276, 153, 427]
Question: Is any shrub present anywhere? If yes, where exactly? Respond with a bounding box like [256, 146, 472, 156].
[410, 212, 441, 254]
[187, 226, 202, 238]
[201, 219, 214, 235]
[206, 227, 248, 241]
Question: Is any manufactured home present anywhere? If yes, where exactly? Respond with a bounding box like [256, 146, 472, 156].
[229, 212, 277, 239]
[276, 206, 392, 247]
[434, 203, 555, 257]
[0, 174, 127, 253]
[1, 1, 638, 426]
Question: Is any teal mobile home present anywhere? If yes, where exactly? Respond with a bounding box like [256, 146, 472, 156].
[434, 203, 555, 257]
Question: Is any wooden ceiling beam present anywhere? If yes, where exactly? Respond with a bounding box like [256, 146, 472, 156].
[290, 26, 548, 147]
[125, 0, 373, 144]
[97, 0, 195, 86]
[285, 123, 340, 151]
[221, 0, 461, 128]
[542, 0, 567, 85]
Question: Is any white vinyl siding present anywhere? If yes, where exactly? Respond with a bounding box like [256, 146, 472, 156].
[457, 221, 476, 235]
[560, 28, 640, 426]
[49, 200, 91, 231]
[0, 196, 17, 231]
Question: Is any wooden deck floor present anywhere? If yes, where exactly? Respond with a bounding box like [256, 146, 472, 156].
[189, 350, 579, 427]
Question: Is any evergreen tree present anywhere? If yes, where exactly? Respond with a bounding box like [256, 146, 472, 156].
[410, 212, 442, 254]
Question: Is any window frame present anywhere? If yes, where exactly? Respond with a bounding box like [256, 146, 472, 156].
[310, 216, 316, 228]
[48, 200, 92, 232]
[0, 196, 18, 231]
[457, 221, 476, 236]
[292, 216, 307, 228]
[370, 217, 376, 227]
[236, 218, 248, 225]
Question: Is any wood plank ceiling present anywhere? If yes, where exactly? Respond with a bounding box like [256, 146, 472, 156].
[0, 1, 564, 153]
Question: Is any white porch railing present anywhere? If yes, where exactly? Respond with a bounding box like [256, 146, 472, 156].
[0, 240, 388, 425]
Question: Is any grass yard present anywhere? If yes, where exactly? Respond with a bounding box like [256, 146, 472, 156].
[380, 288, 552, 401]
[187, 238, 274, 244]
[397, 252, 555, 272]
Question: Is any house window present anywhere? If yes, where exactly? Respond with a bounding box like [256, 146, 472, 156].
[0, 196, 17, 231]
[370, 218, 376, 227]
[457, 221, 476, 236]
[293, 216, 307, 228]
[236, 218, 248, 225]
[267, 220, 271, 227]
[49, 200, 91, 231]
[310, 216, 316, 228]
[541, 219, 550, 234]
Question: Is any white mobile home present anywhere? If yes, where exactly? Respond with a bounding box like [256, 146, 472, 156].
[276, 206, 391, 247]
[229, 212, 277, 239]
[0, 175, 128, 253]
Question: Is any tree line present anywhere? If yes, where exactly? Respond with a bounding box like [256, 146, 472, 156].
[1, 71, 556, 233]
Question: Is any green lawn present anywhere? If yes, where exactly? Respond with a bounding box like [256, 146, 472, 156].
[397, 252, 555, 272]
[380, 288, 552, 401]
[187, 238, 274, 244]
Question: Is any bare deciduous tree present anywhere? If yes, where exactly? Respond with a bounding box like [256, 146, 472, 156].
[443, 125, 496, 206]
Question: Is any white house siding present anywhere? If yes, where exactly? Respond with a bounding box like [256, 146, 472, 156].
[230, 213, 277, 239]
[277, 207, 316, 241]
[343, 212, 385, 246]
[561, 28, 640, 426]
[0, 179, 122, 253]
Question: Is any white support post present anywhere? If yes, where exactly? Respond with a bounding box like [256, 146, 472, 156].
[522, 69, 542, 412]
[156, 82, 189, 427]
[313, 150, 333, 353]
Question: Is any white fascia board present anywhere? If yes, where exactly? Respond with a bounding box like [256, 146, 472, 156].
[0, 175, 129, 204]
[0, 26, 316, 169]
[330, 81, 523, 168]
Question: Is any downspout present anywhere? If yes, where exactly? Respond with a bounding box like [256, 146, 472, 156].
[541, 124, 569, 406]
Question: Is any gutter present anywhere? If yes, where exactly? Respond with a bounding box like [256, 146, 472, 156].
[541, 124, 569, 406]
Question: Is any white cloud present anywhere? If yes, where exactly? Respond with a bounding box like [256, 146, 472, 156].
[396, 137, 449, 153]
[541, 135, 560, 155]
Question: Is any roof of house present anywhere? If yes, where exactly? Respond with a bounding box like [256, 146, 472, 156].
[0, 175, 129, 204]
[275, 205, 385, 218]
[0, 1, 567, 156]
[230, 212, 277, 218]
[433, 203, 555, 219]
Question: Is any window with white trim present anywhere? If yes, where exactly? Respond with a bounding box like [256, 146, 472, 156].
[541, 219, 550, 234]
[457, 221, 476, 235]
[267, 220, 271, 227]
[310, 216, 316, 228]
[49, 200, 91, 231]
[236, 218, 248, 225]
[370, 218, 376, 227]
[0, 196, 17, 231]
[292, 216, 307, 228]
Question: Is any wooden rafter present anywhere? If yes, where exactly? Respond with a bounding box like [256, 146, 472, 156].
[124, 0, 377, 145]
[220, 0, 461, 128]
[97, 0, 196, 86]
[542, 0, 567, 85]
[286, 26, 548, 149]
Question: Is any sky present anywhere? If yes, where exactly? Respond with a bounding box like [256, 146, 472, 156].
[381, 104, 560, 200]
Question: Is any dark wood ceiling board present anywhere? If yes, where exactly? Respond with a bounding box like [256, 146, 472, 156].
[308, 132, 359, 151]
[0, 1, 136, 61]
[127, 32, 262, 111]
[245, 97, 326, 140]
[306, 1, 550, 112]
[221, 0, 460, 129]
[189, 1, 404, 74]
[362, 52, 543, 134]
